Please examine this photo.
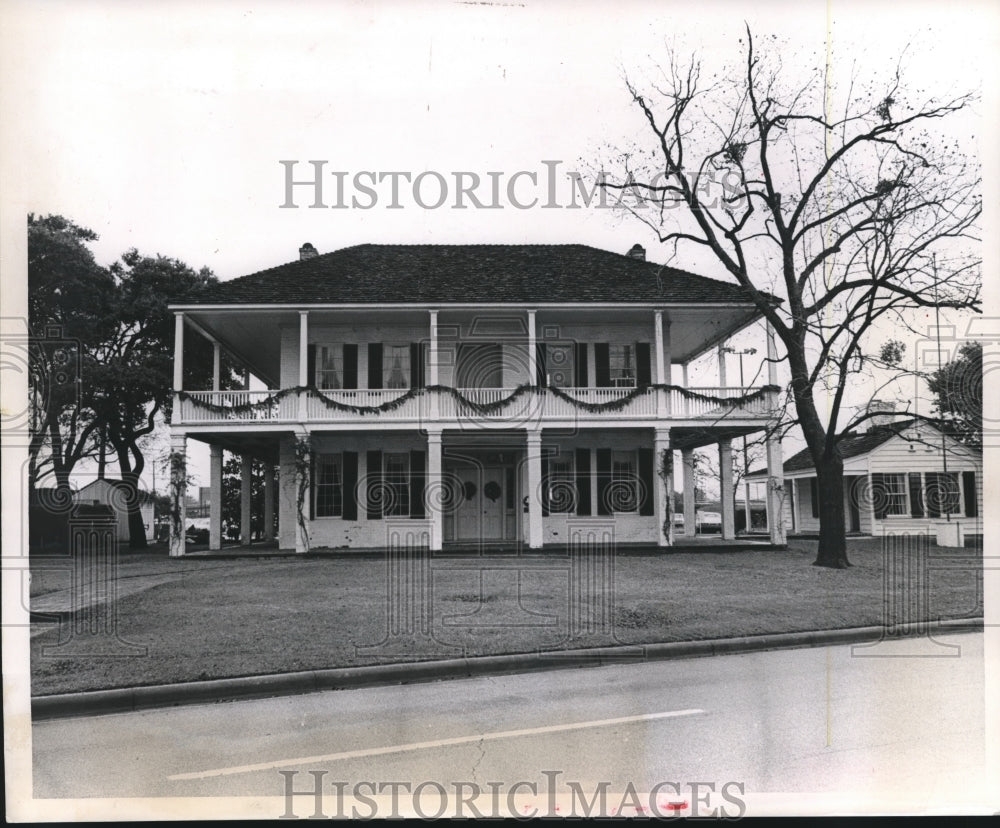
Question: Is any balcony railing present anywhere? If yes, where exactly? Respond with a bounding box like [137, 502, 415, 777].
[175, 386, 776, 425]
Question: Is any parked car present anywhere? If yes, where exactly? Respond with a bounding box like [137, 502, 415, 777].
[696, 510, 722, 534]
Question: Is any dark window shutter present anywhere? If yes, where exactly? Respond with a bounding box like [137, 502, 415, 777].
[307, 344, 316, 387]
[908, 473, 924, 517]
[638, 447, 654, 516]
[366, 450, 383, 520]
[574, 343, 588, 387]
[343, 344, 358, 390]
[872, 474, 888, 520]
[419, 343, 427, 387]
[367, 343, 383, 389]
[636, 342, 652, 387]
[596, 448, 612, 516]
[963, 471, 977, 517]
[410, 450, 426, 518]
[505, 466, 515, 510]
[575, 447, 591, 516]
[342, 452, 358, 520]
[925, 472, 940, 518]
[541, 449, 550, 517]
[309, 453, 316, 519]
[594, 343, 611, 387]
[410, 343, 421, 389]
[810, 477, 819, 518]
[536, 342, 547, 387]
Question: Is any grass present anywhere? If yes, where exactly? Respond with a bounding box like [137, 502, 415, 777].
[28, 537, 983, 696]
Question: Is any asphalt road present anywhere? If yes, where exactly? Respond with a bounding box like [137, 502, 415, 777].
[31, 632, 991, 816]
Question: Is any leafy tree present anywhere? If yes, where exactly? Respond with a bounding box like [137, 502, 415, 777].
[600, 29, 981, 567]
[222, 455, 273, 541]
[927, 340, 982, 448]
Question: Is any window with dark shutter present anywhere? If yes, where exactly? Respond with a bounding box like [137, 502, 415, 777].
[410, 450, 426, 518]
[594, 344, 611, 387]
[636, 342, 652, 387]
[541, 449, 550, 517]
[343, 344, 358, 389]
[410, 343, 426, 389]
[908, 473, 924, 517]
[963, 471, 977, 517]
[574, 342, 589, 387]
[367, 343, 383, 389]
[307, 344, 317, 387]
[536, 342, 547, 387]
[342, 452, 358, 520]
[366, 449, 383, 519]
[637, 447, 654, 515]
[596, 448, 612, 516]
[575, 447, 591, 516]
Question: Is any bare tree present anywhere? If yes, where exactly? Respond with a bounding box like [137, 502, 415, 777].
[601, 29, 981, 567]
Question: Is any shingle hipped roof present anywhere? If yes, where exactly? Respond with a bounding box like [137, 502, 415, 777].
[180, 244, 776, 305]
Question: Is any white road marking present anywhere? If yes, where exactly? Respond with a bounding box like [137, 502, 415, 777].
[167, 708, 704, 780]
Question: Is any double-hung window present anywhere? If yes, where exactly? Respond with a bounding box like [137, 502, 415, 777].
[383, 452, 411, 517]
[384, 344, 410, 389]
[611, 449, 639, 513]
[314, 454, 343, 517]
[872, 473, 907, 518]
[317, 345, 344, 390]
[547, 456, 576, 514]
[609, 344, 636, 387]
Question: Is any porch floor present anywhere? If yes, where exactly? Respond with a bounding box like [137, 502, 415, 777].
[183, 536, 785, 558]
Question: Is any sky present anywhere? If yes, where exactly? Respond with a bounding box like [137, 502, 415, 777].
[1, 0, 996, 491]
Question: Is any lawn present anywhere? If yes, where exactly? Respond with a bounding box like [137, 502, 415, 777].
[28, 537, 984, 696]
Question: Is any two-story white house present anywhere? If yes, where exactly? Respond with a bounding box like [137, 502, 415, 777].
[166, 242, 787, 555]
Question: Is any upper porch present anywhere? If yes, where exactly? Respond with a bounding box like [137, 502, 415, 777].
[170, 304, 782, 433]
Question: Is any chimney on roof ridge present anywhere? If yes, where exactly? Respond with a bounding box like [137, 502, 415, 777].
[299, 242, 318, 261]
[866, 399, 896, 432]
[627, 243, 646, 261]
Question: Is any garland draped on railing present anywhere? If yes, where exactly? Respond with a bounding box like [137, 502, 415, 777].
[177, 383, 782, 417]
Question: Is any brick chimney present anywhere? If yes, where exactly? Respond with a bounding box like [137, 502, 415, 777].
[866, 399, 896, 431]
[627, 243, 645, 261]
[299, 242, 318, 261]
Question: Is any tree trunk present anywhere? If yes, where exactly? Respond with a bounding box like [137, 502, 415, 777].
[113, 440, 149, 550]
[813, 454, 851, 568]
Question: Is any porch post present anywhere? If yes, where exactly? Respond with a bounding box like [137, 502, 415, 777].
[717, 345, 728, 389]
[527, 309, 537, 385]
[654, 428, 672, 546]
[209, 444, 223, 550]
[764, 321, 786, 544]
[526, 430, 544, 549]
[298, 310, 309, 420]
[719, 439, 735, 539]
[427, 430, 443, 551]
[682, 448, 697, 537]
[263, 463, 276, 541]
[295, 432, 310, 554]
[240, 454, 253, 545]
[212, 341, 221, 394]
[681, 363, 689, 417]
[173, 313, 184, 419]
[429, 310, 440, 421]
[654, 312, 671, 416]
[168, 433, 187, 557]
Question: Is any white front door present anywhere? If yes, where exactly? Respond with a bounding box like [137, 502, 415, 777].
[453, 466, 506, 542]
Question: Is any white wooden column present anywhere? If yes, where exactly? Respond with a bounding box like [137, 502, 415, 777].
[173, 313, 185, 420]
[427, 430, 443, 551]
[240, 454, 252, 546]
[526, 431, 544, 549]
[680, 363, 689, 417]
[682, 448, 697, 537]
[527, 309, 537, 386]
[209, 444, 223, 550]
[654, 428, 671, 546]
[764, 321, 786, 544]
[654, 311, 671, 416]
[298, 310, 309, 420]
[263, 464, 276, 541]
[212, 341, 221, 403]
[718, 345, 728, 389]
[168, 432, 187, 557]
[719, 438, 735, 540]
[294, 433, 310, 554]
[429, 310, 440, 421]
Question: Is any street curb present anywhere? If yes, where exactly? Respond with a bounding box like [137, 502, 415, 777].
[31, 618, 984, 721]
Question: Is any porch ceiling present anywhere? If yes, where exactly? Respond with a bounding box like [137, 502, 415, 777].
[669, 424, 769, 451]
[187, 431, 285, 464]
[182, 303, 762, 386]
